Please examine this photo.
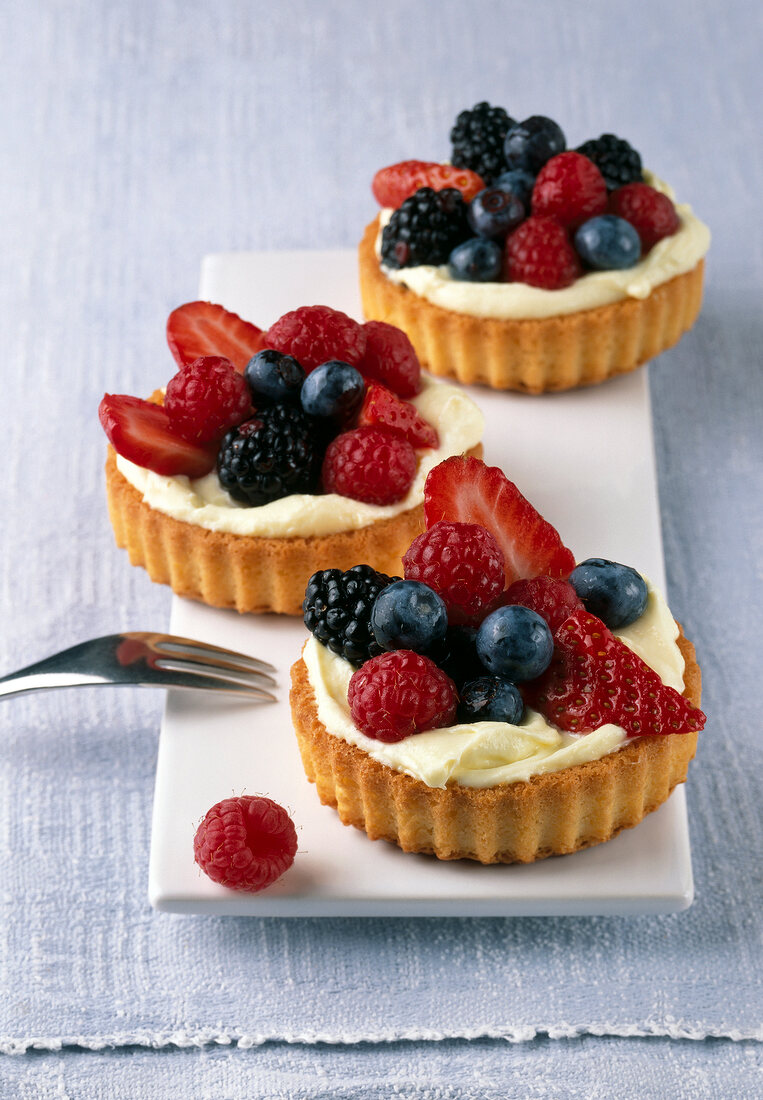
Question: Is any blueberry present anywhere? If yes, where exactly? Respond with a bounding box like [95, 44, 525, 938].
[504, 116, 566, 173]
[476, 605, 553, 681]
[494, 168, 536, 208]
[574, 215, 641, 270]
[299, 360, 365, 422]
[467, 187, 525, 240]
[245, 349, 305, 403]
[448, 238, 503, 282]
[371, 580, 448, 653]
[569, 558, 648, 629]
[458, 676, 524, 725]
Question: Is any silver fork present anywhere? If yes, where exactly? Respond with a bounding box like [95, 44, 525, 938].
[0, 633, 276, 702]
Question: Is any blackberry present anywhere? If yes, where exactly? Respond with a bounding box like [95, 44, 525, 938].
[450, 101, 514, 184]
[381, 187, 470, 269]
[425, 625, 484, 689]
[217, 403, 321, 506]
[303, 565, 400, 667]
[576, 133, 643, 191]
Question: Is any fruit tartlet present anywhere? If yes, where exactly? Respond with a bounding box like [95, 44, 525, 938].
[100, 302, 484, 615]
[359, 103, 710, 393]
[290, 456, 705, 863]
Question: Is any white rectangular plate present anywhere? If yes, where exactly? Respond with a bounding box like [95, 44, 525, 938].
[148, 249, 693, 917]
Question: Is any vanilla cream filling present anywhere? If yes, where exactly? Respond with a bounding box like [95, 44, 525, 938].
[375, 172, 710, 320]
[115, 378, 483, 539]
[303, 579, 684, 789]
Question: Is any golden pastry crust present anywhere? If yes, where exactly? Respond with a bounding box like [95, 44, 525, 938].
[359, 216, 705, 393]
[289, 629, 702, 863]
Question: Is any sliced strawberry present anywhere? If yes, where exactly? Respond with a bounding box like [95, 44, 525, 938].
[166, 301, 267, 372]
[99, 394, 216, 477]
[372, 161, 486, 208]
[525, 608, 706, 738]
[423, 456, 575, 586]
[357, 383, 439, 449]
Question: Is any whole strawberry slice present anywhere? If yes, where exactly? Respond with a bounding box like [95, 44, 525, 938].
[526, 608, 706, 738]
[372, 161, 485, 207]
[99, 394, 216, 477]
[358, 383, 439, 449]
[424, 456, 575, 585]
[167, 301, 267, 372]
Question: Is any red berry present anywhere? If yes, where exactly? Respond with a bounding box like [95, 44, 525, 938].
[531, 151, 608, 230]
[358, 382, 438, 449]
[167, 301, 267, 372]
[265, 305, 366, 374]
[504, 216, 582, 290]
[424, 456, 575, 586]
[193, 795, 298, 892]
[525, 609, 706, 739]
[322, 426, 416, 505]
[164, 356, 252, 443]
[502, 576, 584, 634]
[372, 160, 486, 208]
[99, 393, 216, 477]
[403, 521, 505, 626]
[359, 321, 422, 397]
[609, 182, 680, 252]
[348, 650, 458, 742]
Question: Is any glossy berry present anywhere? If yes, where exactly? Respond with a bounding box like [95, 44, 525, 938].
[380, 187, 470, 269]
[494, 168, 536, 207]
[348, 650, 458, 742]
[360, 321, 422, 397]
[217, 404, 320, 506]
[574, 215, 641, 270]
[193, 795, 298, 892]
[300, 360, 365, 423]
[371, 579, 449, 653]
[576, 134, 643, 192]
[476, 605, 554, 682]
[504, 216, 582, 289]
[372, 160, 485, 207]
[450, 102, 515, 184]
[265, 305, 366, 373]
[167, 301, 267, 372]
[448, 238, 504, 282]
[303, 564, 399, 667]
[403, 521, 505, 627]
[503, 576, 583, 634]
[531, 152, 608, 230]
[322, 426, 416, 505]
[609, 182, 680, 251]
[504, 116, 566, 174]
[458, 676, 524, 725]
[569, 558, 648, 629]
[358, 383, 439, 449]
[164, 356, 252, 443]
[99, 393, 216, 478]
[467, 187, 525, 240]
[423, 625, 483, 690]
[245, 348, 305, 403]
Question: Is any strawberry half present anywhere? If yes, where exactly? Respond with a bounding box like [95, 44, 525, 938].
[166, 301, 267, 372]
[372, 161, 486, 208]
[525, 609, 706, 738]
[424, 456, 575, 585]
[99, 394, 216, 477]
[357, 383, 439, 449]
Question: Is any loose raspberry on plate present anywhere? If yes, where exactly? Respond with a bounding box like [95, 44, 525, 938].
[531, 151, 608, 230]
[609, 182, 680, 251]
[359, 321, 422, 397]
[403, 521, 505, 626]
[167, 301, 267, 372]
[372, 161, 486, 207]
[503, 215, 582, 289]
[164, 356, 252, 443]
[265, 305, 366, 373]
[322, 426, 416, 505]
[502, 576, 583, 634]
[193, 795, 298, 892]
[99, 393, 217, 477]
[358, 383, 438, 449]
[348, 650, 458, 742]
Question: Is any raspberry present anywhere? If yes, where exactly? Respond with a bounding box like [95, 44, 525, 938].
[372, 161, 485, 207]
[358, 383, 438, 449]
[265, 305, 366, 373]
[502, 576, 583, 634]
[193, 795, 297, 892]
[322, 426, 416, 505]
[531, 152, 608, 230]
[164, 356, 252, 443]
[360, 321, 422, 397]
[403, 521, 505, 626]
[348, 650, 458, 742]
[504, 215, 582, 290]
[609, 183, 680, 252]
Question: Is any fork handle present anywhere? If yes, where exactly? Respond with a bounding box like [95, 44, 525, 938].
[0, 671, 113, 698]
